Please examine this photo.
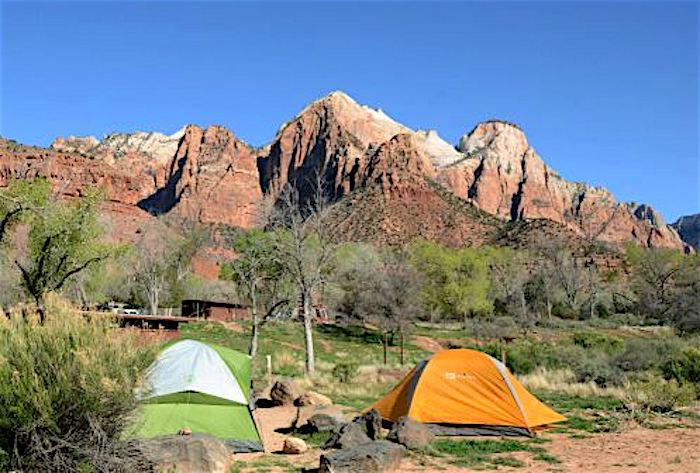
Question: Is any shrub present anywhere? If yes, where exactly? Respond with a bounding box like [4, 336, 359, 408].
[625, 377, 696, 412]
[0, 301, 156, 471]
[572, 357, 625, 387]
[662, 348, 700, 386]
[332, 361, 359, 384]
[571, 332, 623, 353]
[612, 338, 682, 373]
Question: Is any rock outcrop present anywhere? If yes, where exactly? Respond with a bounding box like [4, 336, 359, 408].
[437, 120, 686, 250]
[672, 213, 700, 251]
[0, 91, 688, 254]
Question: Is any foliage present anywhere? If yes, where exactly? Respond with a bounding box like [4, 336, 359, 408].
[426, 438, 557, 469]
[0, 298, 156, 471]
[220, 229, 287, 356]
[410, 240, 492, 324]
[625, 376, 696, 412]
[331, 361, 359, 384]
[661, 348, 700, 385]
[0, 180, 114, 320]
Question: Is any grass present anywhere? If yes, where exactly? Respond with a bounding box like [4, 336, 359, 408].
[424, 438, 561, 469]
[229, 456, 297, 473]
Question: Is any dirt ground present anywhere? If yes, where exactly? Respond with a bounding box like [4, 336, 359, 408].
[235, 405, 700, 472]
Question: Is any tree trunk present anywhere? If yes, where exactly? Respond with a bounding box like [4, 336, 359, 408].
[383, 331, 388, 365]
[36, 295, 46, 325]
[399, 328, 405, 366]
[463, 311, 469, 330]
[249, 309, 259, 358]
[302, 293, 315, 375]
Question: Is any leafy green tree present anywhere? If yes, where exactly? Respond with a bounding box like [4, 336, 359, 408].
[0, 178, 51, 244]
[0, 181, 112, 322]
[410, 241, 492, 327]
[220, 229, 286, 357]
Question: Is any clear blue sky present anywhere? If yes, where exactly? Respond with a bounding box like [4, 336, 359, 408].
[1, 1, 698, 221]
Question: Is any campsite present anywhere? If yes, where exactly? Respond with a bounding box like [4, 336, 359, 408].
[1, 2, 699, 471]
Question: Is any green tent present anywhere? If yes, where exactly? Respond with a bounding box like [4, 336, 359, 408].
[129, 339, 263, 452]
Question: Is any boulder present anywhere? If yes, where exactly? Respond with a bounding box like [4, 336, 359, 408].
[282, 436, 308, 454]
[319, 440, 406, 473]
[352, 409, 382, 440]
[139, 434, 231, 473]
[294, 390, 333, 407]
[270, 379, 303, 405]
[300, 406, 347, 433]
[323, 422, 372, 449]
[386, 416, 435, 450]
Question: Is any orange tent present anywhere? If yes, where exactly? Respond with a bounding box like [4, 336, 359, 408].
[371, 349, 565, 436]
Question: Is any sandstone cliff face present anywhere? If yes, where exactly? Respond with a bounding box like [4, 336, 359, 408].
[672, 214, 700, 250]
[0, 91, 687, 253]
[140, 125, 262, 229]
[435, 121, 687, 250]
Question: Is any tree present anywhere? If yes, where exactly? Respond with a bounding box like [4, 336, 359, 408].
[1, 181, 113, 322]
[268, 183, 335, 375]
[333, 247, 422, 364]
[625, 244, 685, 323]
[489, 248, 532, 328]
[220, 229, 285, 357]
[0, 179, 50, 245]
[410, 241, 492, 328]
[535, 239, 598, 319]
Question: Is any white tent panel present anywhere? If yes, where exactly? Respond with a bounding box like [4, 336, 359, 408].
[144, 339, 247, 404]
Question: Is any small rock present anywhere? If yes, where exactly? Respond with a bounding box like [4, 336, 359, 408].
[138, 434, 231, 473]
[282, 436, 308, 454]
[178, 428, 192, 436]
[270, 379, 303, 405]
[294, 390, 333, 407]
[324, 422, 372, 449]
[319, 440, 406, 473]
[352, 409, 382, 440]
[386, 416, 434, 450]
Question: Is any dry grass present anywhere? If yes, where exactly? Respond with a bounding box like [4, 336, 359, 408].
[520, 367, 625, 399]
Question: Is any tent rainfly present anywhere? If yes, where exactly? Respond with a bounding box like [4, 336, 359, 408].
[371, 349, 566, 436]
[129, 339, 263, 452]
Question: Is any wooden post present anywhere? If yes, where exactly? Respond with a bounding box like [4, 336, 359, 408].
[266, 354, 272, 387]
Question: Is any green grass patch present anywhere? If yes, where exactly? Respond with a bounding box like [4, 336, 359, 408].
[426, 438, 558, 469]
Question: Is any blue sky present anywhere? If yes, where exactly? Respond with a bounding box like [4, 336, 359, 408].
[1, 1, 698, 220]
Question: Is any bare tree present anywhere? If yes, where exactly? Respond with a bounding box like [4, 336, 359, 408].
[268, 178, 335, 375]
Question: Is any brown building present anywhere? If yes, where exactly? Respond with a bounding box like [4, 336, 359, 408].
[181, 299, 249, 322]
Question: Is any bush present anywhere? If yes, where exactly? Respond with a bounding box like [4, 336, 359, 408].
[612, 338, 683, 373]
[571, 332, 623, 353]
[332, 361, 359, 384]
[0, 301, 156, 471]
[662, 348, 700, 386]
[625, 377, 696, 412]
[572, 357, 625, 387]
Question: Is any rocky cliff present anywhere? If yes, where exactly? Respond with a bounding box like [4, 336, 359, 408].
[0, 91, 688, 252]
[672, 214, 700, 250]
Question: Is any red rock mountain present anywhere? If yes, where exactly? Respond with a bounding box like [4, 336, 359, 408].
[0, 91, 688, 253]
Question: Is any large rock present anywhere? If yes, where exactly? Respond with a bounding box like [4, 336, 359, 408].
[319, 440, 406, 473]
[301, 410, 345, 433]
[294, 390, 333, 407]
[386, 416, 435, 450]
[138, 434, 231, 473]
[282, 436, 308, 454]
[270, 379, 303, 406]
[323, 422, 372, 449]
[352, 409, 382, 441]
